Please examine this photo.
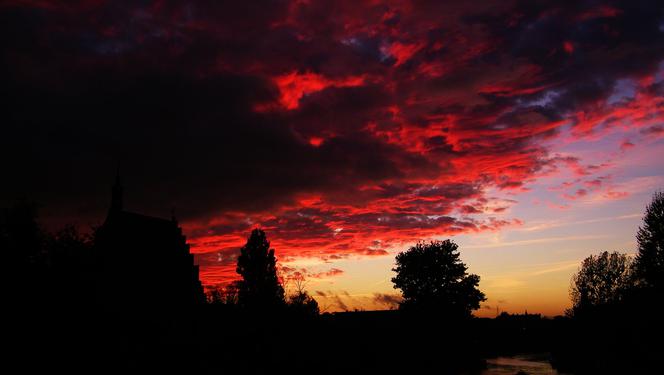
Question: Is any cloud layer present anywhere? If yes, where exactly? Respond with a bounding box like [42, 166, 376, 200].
[2, 0, 663, 288]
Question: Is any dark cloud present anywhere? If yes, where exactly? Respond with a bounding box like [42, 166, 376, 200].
[641, 125, 664, 135]
[314, 290, 349, 311]
[372, 293, 402, 309]
[280, 265, 344, 282]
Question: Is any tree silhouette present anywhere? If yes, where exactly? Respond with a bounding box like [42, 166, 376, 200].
[568, 251, 632, 316]
[286, 278, 319, 317]
[1, 200, 50, 308]
[391, 240, 485, 318]
[236, 229, 285, 309]
[47, 225, 94, 308]
[0, 200, 46, 269]
[206, 281, 240, 306]
[1, 201, 99, 309]
[633, 191, 664, 291]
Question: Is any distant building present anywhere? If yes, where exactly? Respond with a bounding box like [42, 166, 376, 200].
[95, 172, 204, 314]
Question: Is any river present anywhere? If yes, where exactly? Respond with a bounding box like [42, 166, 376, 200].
[479, 353, 572, 375]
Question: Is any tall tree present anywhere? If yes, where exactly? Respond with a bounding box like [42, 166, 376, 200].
[633, 191, 664, 290]
[392, 240, 485, 318]
[568, 251, 633, 316]
[236, 229, 285, 309]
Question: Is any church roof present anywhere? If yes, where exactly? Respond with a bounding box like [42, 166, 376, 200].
[95, 172, 206, 313]
[105, 209, 176, 231]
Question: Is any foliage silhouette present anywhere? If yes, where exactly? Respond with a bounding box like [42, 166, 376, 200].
[236, 228, 285, 310]
[1, 200, 49, 309]
[633, 191, 664, 291]
[0, 200, 46, 269]
[567, 251, 632, 317]
[391, 239, 485, 318]
[5, 190, 664, 373]
[287, 290, 319, 316]
[47, 225, 95, 308]
[286, 278, 320, 317]
[555, 192, 664, 373]
[206, 281, 241, 306]
[0, 201, 97, 309]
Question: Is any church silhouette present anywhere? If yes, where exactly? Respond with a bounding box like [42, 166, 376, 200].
[94, 172, 205, 314]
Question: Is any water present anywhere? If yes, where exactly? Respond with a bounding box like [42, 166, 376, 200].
[479, 353, 571, 375]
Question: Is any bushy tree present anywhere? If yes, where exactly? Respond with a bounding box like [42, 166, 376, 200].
[236, 229, 285, 309]
[0, 200, 46, 268]
[568, 251, 633, 316]
[1, 201, 93, 309]
[286, 279, 319, 317]
[391, 240, 485, 318]
[206, 281, 240, 306]
[633, 191, 664, 290]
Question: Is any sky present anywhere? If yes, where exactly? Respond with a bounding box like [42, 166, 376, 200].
[2, 0, 664, 316]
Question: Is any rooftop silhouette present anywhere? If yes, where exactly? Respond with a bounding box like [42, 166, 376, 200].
[94, 173, 205, 314]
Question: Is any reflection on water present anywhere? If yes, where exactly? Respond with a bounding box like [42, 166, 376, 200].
[480, 353, 571, 375]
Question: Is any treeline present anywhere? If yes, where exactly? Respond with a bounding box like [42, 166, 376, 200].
[0, 203, 319, 318]
[2, 192, 662, 373]
[552, 191, 664, 373]
[204, 228, 321, 318]
[205, 233, 487, 320]
[568, 192, 663, 317]
[0, 200, 96, 311]
[0, 198, 489, 373]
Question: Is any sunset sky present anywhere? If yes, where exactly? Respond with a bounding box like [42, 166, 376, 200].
[2, 0, 663, 316]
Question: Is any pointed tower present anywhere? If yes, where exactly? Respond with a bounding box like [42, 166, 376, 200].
[111, 168, 123, 212]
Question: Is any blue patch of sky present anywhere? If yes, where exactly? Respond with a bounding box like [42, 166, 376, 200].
[607, 79, 637, 105]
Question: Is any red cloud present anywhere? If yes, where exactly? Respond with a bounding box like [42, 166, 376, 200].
[576, 6, 622, 21]
[274, 71, 365, 109]
[604, 190, 629, 200]
[563, 188, 588, 200]
[385, 41, 424, 67]
[620, 140, 635, 151]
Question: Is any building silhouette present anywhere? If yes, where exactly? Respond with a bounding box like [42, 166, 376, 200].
[95, 172, 204, 314]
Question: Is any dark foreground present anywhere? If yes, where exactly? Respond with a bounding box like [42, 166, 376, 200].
[7, 307, 661, 374]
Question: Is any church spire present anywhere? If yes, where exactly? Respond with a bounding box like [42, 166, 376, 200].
[111, 167, 123, 212]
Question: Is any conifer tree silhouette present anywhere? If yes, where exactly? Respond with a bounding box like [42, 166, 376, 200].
[236, 229, 285, 309]
[634, 191, 664, 291]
